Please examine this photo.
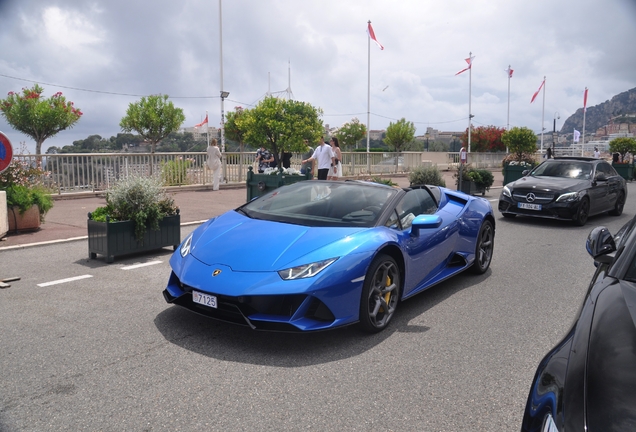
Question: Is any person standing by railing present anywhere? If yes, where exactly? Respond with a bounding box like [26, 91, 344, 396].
[206, 138, 222, 191]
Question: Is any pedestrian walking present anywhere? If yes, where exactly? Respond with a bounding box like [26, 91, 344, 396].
[302, 139, 334, 180]
[327, 137, 342, 180]
[206, 138, 222, 191]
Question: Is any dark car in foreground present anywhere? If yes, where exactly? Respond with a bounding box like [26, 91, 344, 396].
[521, 217, 636, 431]
[164, 180, 495, 333]
[499, 157, 627, 225]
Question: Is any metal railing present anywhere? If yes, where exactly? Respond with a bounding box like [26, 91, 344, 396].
[10, 151, 508, 195]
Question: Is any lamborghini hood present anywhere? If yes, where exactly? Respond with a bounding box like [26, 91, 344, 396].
[189, 211, 367, 271]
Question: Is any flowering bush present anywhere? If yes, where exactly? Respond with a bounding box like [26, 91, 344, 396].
[0, 84, 82, 155]
[262, 167, 302, 175]
[0, 154, 53, 220]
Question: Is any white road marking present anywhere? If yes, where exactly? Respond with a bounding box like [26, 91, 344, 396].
[121, 260, 163, 270]
[38, 274, 93, 287]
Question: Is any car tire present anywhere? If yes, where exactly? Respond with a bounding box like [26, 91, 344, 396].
[471, 220, 494, 274]
[574, 197, 590, 226]
[501, 212, 516, 218]
[358, 254, 400, 333]
[609, 191, 625, 216]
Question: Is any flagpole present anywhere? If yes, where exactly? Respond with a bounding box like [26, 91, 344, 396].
[582, 87, 587, 156]
[506, 65, 511, 152]
[540, 76, 546, 152]
[366, 20, 371, 173]
[206, 110, 209, 147]
[468, 52, 472, 153]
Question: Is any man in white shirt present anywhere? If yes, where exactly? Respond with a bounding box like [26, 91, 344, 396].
[302, 139, 335, 180]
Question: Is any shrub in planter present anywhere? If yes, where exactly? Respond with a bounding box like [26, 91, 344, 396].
[0, 158, 53, 223]
[408, 165, 446, 187]
[454, 164, 494, 192]
[91, 175, 179, 242]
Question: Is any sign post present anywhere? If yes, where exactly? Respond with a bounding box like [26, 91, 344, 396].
[0, 131, 19, 287]
[0, 131, 13, 174]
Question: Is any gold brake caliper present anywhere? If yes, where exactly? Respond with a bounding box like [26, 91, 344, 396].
[380, 275, 392, 312]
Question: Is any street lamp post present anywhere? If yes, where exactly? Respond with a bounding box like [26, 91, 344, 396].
[220, 90, 229, 182]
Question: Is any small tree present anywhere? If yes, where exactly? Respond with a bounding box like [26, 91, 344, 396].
[501, 127, 537, 165]
[384, 118, 416, 152]
[119, 95, 185, 154]
[461, 125, 506, 152]
[225, 106, 247, 153]
[238, 96, 323, 166]
[609, 137, 636, 162]
[334, 117, 367, 150]
[0, 84, 82, 155]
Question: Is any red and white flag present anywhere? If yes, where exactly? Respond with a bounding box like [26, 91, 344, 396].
[455, 56, 474, 75]
[583, 87, 588, 112]
[194, 114, 208, 129]
[530, 79, 545, 103]
[367, 22, 384, 50]
[506, 67, 514, 78]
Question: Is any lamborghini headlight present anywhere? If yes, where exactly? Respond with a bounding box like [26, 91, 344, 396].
[278, 258, 338, 280]
[556, 191, 583, 203]
[502, 185, 512, 198]
[180, 233, 193, 257]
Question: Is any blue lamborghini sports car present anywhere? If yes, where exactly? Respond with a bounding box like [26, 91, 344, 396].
[163, 180, 495, 332]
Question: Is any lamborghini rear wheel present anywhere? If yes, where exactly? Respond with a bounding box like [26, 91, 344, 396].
[471, 220, 494, 274]
[358, 254, 400, 333]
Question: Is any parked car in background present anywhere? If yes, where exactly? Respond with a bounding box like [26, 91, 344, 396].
[164, 180, 495, 333]
[498, 157, 627, 225]
[521, 217, 636, 431]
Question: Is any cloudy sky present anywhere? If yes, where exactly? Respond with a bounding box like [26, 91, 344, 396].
[1, 0, 635, 153]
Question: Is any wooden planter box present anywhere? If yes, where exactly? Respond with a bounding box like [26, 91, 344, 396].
[246, 167, 310, 201]
[7, 205, 41, 233]
[502, 164, 530, 185]
[459, 180, 485, 196]
[87, 213, 181, 263]
[612, 162, 633, 181]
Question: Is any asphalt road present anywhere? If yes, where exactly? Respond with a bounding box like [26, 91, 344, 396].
[1, 195, 634, 431]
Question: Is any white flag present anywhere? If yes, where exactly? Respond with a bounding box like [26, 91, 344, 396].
[573, 129, 581, 143]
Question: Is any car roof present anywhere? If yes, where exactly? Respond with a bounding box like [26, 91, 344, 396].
[551, 157, 598, 162]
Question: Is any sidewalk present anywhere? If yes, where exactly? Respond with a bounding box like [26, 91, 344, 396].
[0, 170, 503, 250]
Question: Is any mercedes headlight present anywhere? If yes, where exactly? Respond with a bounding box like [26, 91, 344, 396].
[556, 191, 583, 202]
[180, 233, 193, 257]
[278, 258, 338, 280]
[502, 185, 512, 198]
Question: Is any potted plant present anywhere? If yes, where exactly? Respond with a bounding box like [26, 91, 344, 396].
[88, 174, 180, 263]
[609, 137, 636, 181]
[408, 165, 446, 187]
[0, 158, 53, 232]
[454, 164, 494, 196]
[246, 166, 310, 201]
[501, 127, 539, 185]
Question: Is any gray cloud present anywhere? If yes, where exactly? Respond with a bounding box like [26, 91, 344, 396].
[1, 0, 635, 152]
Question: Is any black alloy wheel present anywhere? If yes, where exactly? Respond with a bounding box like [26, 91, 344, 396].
[574, 197, 590, 226]
[609, 191, 626, 216]
[358, 254, 401, 333]
[471, 220, 494, 274]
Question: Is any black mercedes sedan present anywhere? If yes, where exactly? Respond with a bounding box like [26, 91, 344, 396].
[521, 217, 636, 431]
[498, 157, 627, 225]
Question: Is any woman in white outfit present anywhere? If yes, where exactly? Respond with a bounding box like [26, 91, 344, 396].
[327, 137, 342, 180]
[206, 138, 222, 191]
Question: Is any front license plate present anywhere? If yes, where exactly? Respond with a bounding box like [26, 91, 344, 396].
[192, 290, 217, 308]
[518, 202, 542, 211]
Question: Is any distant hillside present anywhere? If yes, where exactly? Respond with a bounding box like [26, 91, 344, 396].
[561, 87, 636, 134]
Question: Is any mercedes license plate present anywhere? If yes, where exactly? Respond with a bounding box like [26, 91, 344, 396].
[518, 202, 541, 211]
[192, 290, 217, 308]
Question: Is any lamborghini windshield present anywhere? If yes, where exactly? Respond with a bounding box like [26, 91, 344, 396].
[531, 160, 593, 180]
[238, 181, 399, 227]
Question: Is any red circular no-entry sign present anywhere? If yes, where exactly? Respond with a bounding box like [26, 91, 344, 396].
[0, 131, 13, 174]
